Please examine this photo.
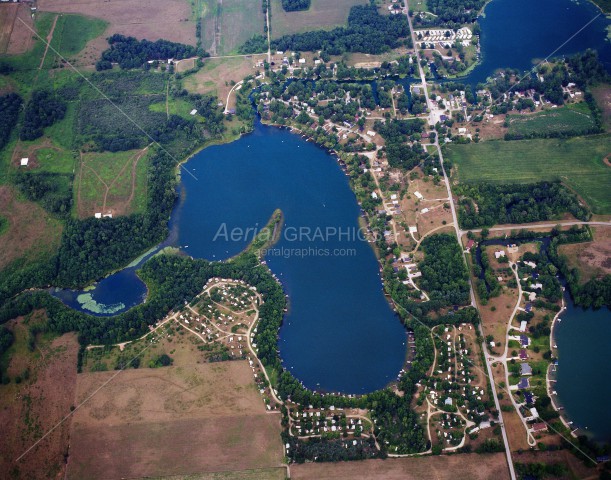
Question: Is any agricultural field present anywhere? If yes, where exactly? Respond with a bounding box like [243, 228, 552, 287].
[270, 0, 364, 39]
[67, 361, 283, 479]
[446, 135, 611, 214]
[0, 313, 79, 479]
[591, 84, 611, 131]
[183, 55, 264, 101]
[291, 452, 510, 479]
[0, 185, 63, 271]
[195, 0, 265, 56]
[505, 103, 597, 138]
[76, 147, 149, 218]
[557, 225, 611, 283]
[1, 12, 56, 72]
[37, 0, 196, 66]
[0, 3, 35, 56]
[41, 14, 108, 68]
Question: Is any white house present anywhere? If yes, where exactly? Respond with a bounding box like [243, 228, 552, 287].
[20, 157, 29, 166]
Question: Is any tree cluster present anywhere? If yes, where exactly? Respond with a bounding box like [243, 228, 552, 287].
[20, 90, 66, 141]
[281, 0, 310, 11]
[96, 34, 203, 70]
[0, 93, 22, 150]
[455, 182, 591, 229]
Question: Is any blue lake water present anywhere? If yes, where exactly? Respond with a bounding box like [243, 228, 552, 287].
[462, 0, 611, 85]
[173, 122, 407, 393]
[554, 301, 611, 442]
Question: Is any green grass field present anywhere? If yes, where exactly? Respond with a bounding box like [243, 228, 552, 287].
[43, 14, 107, 68]
[506, 103, 596, 138]
[446, 135, 611, 214]
[196, 0, 264, 55]
[270, 0, 364, 39]
[149, 98, 198, 120]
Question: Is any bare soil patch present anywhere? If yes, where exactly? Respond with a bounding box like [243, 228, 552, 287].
[38, 0, 196, 66]
[477, 114, 507, 140]
[291, 452, 510, 480]
[1, 3, 35, 55]
[557, 225, 611, 283]
[0, 321, 79, 480]
[67, 362, 283, 479]
[0, 185, 62, 270]
[183, 55, 266, 102]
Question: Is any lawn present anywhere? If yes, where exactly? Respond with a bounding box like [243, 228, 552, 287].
[506, 103, 597, 138]
[270, 0, 364, 39]
[446, 135, 611, 214]
[196, 0, 264, 55]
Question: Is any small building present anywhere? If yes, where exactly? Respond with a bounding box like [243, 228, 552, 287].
[20, 157, 29, 166]
[298, 58, 306, 64]
[94, 212, 102, 219]
[414, 191, 423, 200]
[421, 207, 429, 214]
[519, 349, 528, 360]
[520, 335, 529, 347]
[190, 109, 198, 115]
[518, 378, 530, 389]
[524, 391, 534, 404]
[371, 192, 378, 199]
[494, 250, 506, 259]
[409, 226, 418, 234]
[366, 130, 376, 137]
[532, 422, 547, 432]
[519, 320, 527, 332]
[444, 397, 453, 406]
[520, 363, 532, 376]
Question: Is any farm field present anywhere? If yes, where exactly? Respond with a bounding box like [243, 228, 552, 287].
[77, 147, 149, 218]
[0, 3, 35, 56]
[37, 0, 196, 66]
[0, 185, 63, 270]
[0, 316, 79, 479]
[183, 55, 264, 101]
[41, 14, 107, 68]
[67, 361, 283, 479]
[446, 135, 611, 214]
[505, 103, 597, 138]
[591, 84, 611, 131]
[1, 12, 56, 71]
[557, 225, 611, 283]
[270, 0, 364, 39]
[196, 0, 264, 56]
[291, 452, 510, 479]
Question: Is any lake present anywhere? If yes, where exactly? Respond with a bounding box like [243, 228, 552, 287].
[462, 0, 611, 85]
[172, 121, 408, 394]
[553, 301, 611, 443]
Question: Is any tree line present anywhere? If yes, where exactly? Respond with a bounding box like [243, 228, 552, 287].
[20, 90, 66, 141]
[0, 93, 22, 150]
[455, 182, 591, 229]
[282, 0, 310, 11]
[266, 6, 410, 55]
[96, 34, 204, 70]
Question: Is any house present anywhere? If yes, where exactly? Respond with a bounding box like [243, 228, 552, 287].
[414, 191, 423, 200]
[532, 422, 547, 432]
[520, 363, 532, 376]
[421, 207, 429, 214]
[520, 335, 529, 347]
[518, 378, 530, 389]
[530, 283, 543, 290]
[519, 349, 528, 360]
[523, 391, 534, 404]
[519, 320, 527, 332]
[444, 397, 453, 406]
[94, 212, 102, 219]
[366, 130, 376, 137]
[525, 302, 533, 313]
[409, 226, 418, 234]
[458, 127, 467, 134]
[190, 109, 197, 115]
[466, 239, 475, 251]
[20, 157, 29, 166]
[390, 194, 398, 200]
[371, 192, 378, 199]
[494, 250, 506, 259]
[298, 58, 306, 64]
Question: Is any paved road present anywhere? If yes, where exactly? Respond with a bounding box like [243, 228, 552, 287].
[405, 2, 516, 478]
